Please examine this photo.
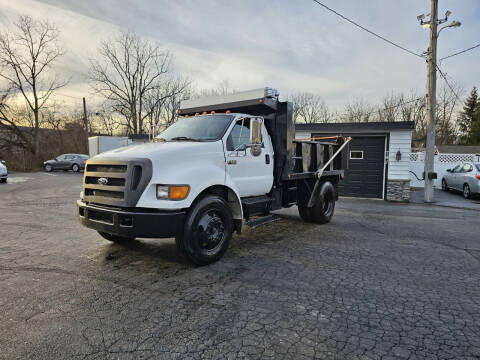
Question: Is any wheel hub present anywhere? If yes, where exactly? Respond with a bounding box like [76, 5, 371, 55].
[197, 211, 225, 250]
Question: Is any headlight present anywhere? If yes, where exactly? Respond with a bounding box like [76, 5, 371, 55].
[156, 185, 190, 200]
[156, 185, 169, 200]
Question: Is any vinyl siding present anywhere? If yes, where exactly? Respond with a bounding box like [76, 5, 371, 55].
[388, 130, 412, 180]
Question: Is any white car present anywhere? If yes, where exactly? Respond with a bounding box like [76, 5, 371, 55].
[442, 162, 480, 198]
[0, 160, 7, 183]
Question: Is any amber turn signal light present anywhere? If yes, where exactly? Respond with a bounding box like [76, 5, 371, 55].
[169, 185, 190, 200]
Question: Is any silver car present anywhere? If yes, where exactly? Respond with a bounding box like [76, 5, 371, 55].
[0, 160, 7, 183]
[442, 162, 480, 199]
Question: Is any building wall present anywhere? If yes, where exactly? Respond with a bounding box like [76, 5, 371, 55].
[387, 130, 412, 181]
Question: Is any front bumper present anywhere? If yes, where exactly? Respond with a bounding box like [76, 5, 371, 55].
[77, 200, 186, 238]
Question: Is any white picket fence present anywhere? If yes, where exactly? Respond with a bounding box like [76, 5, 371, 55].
[409, 152, 480, 188]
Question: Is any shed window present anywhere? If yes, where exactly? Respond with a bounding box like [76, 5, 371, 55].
[350, 151, 363, 160]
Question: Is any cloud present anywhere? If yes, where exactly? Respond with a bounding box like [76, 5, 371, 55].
[0, 0, 478, 110]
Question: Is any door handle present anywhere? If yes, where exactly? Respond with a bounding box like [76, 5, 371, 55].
[227, 160, 237, 165]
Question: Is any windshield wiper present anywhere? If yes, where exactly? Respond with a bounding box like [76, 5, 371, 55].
[170, 136, 201, 142]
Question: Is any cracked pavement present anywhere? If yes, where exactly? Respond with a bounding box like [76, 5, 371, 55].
[1, 172, 480, 359]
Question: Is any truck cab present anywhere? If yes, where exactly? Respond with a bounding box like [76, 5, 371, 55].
[78, 88, 348, 265]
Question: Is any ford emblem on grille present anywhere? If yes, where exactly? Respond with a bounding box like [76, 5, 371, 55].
[97, 177, 109, 185]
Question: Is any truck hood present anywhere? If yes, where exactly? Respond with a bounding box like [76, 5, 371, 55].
[92, 141, 223, 160]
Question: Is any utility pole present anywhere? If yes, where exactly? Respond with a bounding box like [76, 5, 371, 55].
[424, 0, 438, 203]
[83, 97, 89, 152]
[417, 3, 461, 203]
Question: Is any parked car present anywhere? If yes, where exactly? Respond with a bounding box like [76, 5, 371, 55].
[43, 154, 89, 173]
[0, 160, 7, 183]
[442, 162, 480, 199]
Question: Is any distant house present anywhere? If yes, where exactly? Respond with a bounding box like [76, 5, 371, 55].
[296, 121, 415, 202]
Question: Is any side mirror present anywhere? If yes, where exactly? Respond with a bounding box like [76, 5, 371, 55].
[0, 160, 5, 165]
[249, 118, 263, 157]
[446, 169, 452, 172]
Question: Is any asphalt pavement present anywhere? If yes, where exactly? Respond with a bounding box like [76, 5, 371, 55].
[410, 188, 480, 211]
[1, 172, 480, 359]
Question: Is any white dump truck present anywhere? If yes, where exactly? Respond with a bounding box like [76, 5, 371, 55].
[77, 88, 350, 265]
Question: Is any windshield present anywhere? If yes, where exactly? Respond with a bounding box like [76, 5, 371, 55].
[475, 163, 480, 172]
[157, 115, 234, 141]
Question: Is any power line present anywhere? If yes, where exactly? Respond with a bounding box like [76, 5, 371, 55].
[440, 43, 480, 61]
[311, 0, 424, 59]
[435, 64, 462, 103]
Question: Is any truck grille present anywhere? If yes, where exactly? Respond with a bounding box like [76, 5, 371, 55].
[83, 159, 152, 207]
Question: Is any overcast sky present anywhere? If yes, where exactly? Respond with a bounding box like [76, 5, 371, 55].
[0, 0, 479, 110]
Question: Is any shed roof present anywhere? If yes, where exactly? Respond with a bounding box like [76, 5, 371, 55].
[296, 121, 415, 133]
[437, 145, 480, 154]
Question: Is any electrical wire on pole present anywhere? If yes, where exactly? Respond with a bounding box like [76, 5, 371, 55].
[436, 65, 462, 103]
[440, 43, 480, 61]
[311, 0, 424, 59]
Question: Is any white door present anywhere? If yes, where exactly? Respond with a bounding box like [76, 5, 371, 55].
[224, 118, 274, 197]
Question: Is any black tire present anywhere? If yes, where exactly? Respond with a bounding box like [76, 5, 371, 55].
[0, 178, 6, 183]
[442, 179, 449, 191]
[44, 164, 53, 172]
[72, 164, 80, 172]
[176, 195, 233, 266]
[463, 184, 471, 199]
[98, 231, 134, 243]
[309, 181, 336, 224]
[298, 205, 312, 222]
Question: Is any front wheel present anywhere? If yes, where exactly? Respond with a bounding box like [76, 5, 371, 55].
[44, 164, 53, 172]
[463, 184, 471, 199]
[176, 195, 233, 265]
[298, 181, 336, 224]
[98, 231, 134, 243]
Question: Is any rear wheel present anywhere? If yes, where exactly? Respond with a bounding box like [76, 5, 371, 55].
[298, 181, 335, 224]
[176, 195, 233, 265]
[72, 164, 80, 172]
[0, 178, 6, 183]
[463, 184, 471, 199]
[98, 231, 134, 243]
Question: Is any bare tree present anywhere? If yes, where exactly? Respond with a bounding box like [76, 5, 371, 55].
[144, 76, 190, 135]
[89, 31, 170, 135]
[290, 92, 332, 124]
[342, 98, 376, 123]
[0, 16, 67, 155]
[436, 83, 463, 145]
[95, 108, 122, 136]
[196, 79, 236, 98]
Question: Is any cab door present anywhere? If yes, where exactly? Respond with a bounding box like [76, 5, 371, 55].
[224, 118, 273, 197]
